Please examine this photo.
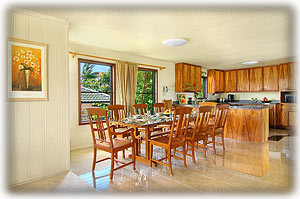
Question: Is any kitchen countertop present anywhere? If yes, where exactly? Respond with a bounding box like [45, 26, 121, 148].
[174, 102, 271, 109]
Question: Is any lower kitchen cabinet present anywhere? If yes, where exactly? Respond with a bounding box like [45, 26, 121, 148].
[276, 103, 296, 129]
[269, 104, 277, 128]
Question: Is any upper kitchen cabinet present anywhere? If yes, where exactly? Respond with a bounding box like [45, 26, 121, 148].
[279, 62, 295, 91]
[263, 65, 279, 91]
[224, 70, 237, 92]
[175, 63, 202, 92]
[236, 69, 250, 92]
[249, 67, 263, 91]
[207, 69, 224, 93]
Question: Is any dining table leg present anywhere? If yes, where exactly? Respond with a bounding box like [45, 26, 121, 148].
[144, 126, 151, 167]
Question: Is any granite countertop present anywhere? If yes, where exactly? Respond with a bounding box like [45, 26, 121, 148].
[174, 101, 274, 110]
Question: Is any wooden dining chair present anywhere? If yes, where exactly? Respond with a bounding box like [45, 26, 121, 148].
[154, 103, 165, 113]
[87, 108, 136, 181]
[108, 105, 130, 158]
[205, 104, 230, 154]
[133, 104, 148, 115]
[149, 107, 193, 175]
[186, 106, 213, 162]
[199, 102, 218, 115]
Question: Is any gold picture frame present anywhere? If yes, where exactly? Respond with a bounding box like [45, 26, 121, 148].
[7, 38, 48, 101]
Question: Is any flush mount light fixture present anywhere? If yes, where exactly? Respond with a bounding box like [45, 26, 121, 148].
[163, 38, 187, 47]
[241, 61, 258, 65]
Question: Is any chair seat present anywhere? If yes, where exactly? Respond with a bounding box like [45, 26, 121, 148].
[150, 135, 184, 148]
[186, 131, 205, 141]
[95, 138, 133, 151]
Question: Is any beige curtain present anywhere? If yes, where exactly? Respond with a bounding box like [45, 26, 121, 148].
[128, 63, 138, 114]
[116, 61, 129, 108]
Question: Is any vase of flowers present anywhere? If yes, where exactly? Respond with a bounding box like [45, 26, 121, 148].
[14, 49, 39, 90]
[184, 82, 201, 103]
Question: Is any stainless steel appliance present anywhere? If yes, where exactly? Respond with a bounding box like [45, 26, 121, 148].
[228, 94, 234, 102]
[280, 91, 296, 103]
[285, 95, 296, 103]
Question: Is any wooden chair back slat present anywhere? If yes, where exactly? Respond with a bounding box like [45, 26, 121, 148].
[133, 104, 148, 115]
[154, 103, 164, 113]
[199, 102, 218, 114]
[192, 106, 213, 139]
[168, 107, 193, 145]
[87, 108, 114, 148]
[214, 104, 230, 128]
[108, 105, 126, 121]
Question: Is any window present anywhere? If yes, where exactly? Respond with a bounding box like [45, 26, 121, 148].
[78, 58, 115, 124]
[135, 68, 158, 114]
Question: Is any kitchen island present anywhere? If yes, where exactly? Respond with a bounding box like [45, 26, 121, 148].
[174, 103, 269, 143]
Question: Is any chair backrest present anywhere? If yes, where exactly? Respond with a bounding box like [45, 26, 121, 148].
[164, 99, 173, 110]
[199, 102, 218, 114]
[214, 104, 230, 129]
[192, 106, 213, 139]
[133, 104, 148, 115]
[168, 107, 193, 145]
[87, 108, 114, 147]
[107, 105, 126, 121]
[154, 103, 165, 113]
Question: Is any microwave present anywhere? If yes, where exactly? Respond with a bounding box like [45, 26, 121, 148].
[285, 95, 296, 103]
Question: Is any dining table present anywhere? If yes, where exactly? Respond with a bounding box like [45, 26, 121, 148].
[110, 113, 173, 167]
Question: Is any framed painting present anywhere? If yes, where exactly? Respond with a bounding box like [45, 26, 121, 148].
[7, 38, 48, 101]
[177, 94, 187, 104]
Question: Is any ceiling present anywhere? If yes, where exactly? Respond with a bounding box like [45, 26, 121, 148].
[24, 6, 294, 69]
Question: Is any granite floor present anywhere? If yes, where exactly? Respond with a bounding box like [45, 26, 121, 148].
[9, 128, 296, 195]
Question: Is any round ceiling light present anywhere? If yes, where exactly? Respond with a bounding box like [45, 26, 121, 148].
[241, 61, 258, 65]
[163, 38, 187, 47]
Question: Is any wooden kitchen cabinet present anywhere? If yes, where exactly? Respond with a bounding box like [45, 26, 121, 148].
[263, 65, 279, 91]
[236, 69, 250, 92]
[277, 103, 296, 129]
[224, 70, 237, 92]
[175, 63, 202, 92]
[278, 62, 295, 91]
[269, 104, 277, 128]
[207, 69, 224, 93]
[249, 67, 263, 91]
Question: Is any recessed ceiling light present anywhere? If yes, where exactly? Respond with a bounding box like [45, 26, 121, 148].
[241, 61, 258, 65]
[163, 38, 187, 47]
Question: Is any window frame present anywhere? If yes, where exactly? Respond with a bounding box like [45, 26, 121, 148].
[136, 67, 158, 108]
[78, 58, 116, 125]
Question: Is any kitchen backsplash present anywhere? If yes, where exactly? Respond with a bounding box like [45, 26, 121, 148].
[219, 92, 280, 101]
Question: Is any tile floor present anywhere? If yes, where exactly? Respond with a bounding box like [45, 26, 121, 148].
[9, 128, 296, 194]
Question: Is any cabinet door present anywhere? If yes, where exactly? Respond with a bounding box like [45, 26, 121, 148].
[236, 69, 250, 92]
[269, 104, 276, 127]
[263, 65, 279, 91]
[207, 70, 215, 94]
[175, 63, 183, 92]
[195, 66, 202, 92]
[224, 70, 237, 92]
[250, 67, 263, 91]
[288, 62, 296, 90]
[279, 110, 289, 127]
[279, 63, 289, 90]
[288, 111, 296, 127]
[217, 70, 224, 92]
[182, 64, 191, 91]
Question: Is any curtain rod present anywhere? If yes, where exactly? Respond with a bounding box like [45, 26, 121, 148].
[69, 51, 166, 70]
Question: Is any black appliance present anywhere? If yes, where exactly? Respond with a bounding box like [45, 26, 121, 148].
[281, 91, 296, 103]
[228, 94, 234, 102]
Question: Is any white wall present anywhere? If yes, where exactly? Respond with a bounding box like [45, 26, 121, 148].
[7, 9, 69, 186]
[69, 42, 176, 150]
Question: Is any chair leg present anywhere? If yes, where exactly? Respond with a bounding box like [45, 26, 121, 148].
[132, 145, 136, 170]
[164, 148, 168, 158]
[212, 135, 216, 155]
[183, 144, 187, 169]
[110, 152, 115, 181]
[191, 142, 196, 164]
[122, 149, 125, 158]
[149, 143, 153, 167]
[203, 136, 207, 158]
[92, 147, 97, 171]
[222, 134, 225, 151]
[168, 148, 173, 176]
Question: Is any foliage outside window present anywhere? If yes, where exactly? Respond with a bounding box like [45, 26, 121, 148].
[79, 59, 114, 124]
[135, 69, 157, 114]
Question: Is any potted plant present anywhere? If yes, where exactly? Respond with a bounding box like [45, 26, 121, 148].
[184, 82, 201, 103]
